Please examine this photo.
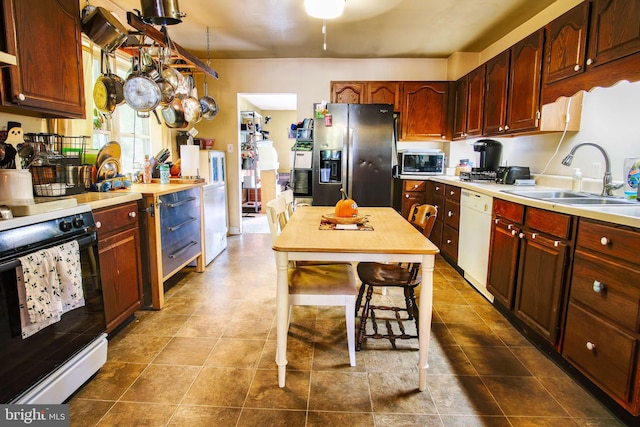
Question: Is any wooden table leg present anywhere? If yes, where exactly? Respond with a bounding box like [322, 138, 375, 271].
[275, 251, 289, 387]
[418, 254, 434, 391]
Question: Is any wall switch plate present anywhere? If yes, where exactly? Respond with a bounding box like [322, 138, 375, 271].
[227, 144, 233, 153]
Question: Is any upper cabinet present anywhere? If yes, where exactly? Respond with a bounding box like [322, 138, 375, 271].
[543, 0, 640, 103]
[401, 81, 450, 140]
[484, 29, 544, 136]
[367, 81, 401, 112]
[466, 65, 485, 137]
[0, 0, 85, 118]
[452, 74, 468, 140]
[331, 82, 365, 104]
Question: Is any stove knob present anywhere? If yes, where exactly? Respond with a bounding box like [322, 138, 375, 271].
[72, 217, 85, 228]
[59, 221, 72, 232]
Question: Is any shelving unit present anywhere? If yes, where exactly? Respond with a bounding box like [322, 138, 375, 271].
[240, 111, 262, 214]
[290, 119, 314, 202]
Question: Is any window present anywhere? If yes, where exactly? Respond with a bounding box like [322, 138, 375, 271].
[87, 42, 156, 175]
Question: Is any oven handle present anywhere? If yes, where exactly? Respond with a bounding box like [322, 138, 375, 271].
[167, 240, 198, 259]
[0, 233, 96, 273]
[164, 196, 196, 208]
[167, 217, 196, 232]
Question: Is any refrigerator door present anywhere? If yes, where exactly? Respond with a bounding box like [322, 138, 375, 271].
[203, 183, 228, 265]
[348, 104, 395, 207]
[312, 103, 348, 205]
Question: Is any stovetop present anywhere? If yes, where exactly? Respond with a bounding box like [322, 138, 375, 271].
[459, 170, 497, 182]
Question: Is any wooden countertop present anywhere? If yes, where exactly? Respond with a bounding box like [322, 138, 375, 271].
[124, 182, 205, 197]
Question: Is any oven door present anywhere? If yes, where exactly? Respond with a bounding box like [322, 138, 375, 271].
[0, 233, 106, 403]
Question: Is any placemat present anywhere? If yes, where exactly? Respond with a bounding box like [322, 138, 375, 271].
[319, 219, 373, 231]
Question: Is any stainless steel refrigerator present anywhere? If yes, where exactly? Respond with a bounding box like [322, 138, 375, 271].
[312, 103, 395, 206]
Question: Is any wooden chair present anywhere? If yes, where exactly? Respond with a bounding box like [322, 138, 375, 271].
[354, 203, 437, 350]
[266, 197, 357, 366]
[281, 189, 295, 219]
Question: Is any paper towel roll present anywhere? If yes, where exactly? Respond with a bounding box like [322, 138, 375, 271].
[180, 145, 200, 178]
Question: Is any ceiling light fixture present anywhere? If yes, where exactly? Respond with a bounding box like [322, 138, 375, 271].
[304, 0, 345, 20]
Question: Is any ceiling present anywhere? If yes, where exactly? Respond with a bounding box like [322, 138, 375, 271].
[97, 0, 558, 109]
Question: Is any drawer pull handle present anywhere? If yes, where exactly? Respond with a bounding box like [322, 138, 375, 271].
[600, 237, 610, 246]
[435, 186, 440, 191]
[593, 280, 605, 293]
[511, 230, 517, 236]
[446, 239, 452, 244]
[586, 341, 596, 351]
[507, 224, 513, 230]
[168, 217, 196, 232]
[518, 232, 524, 239]
[450, 190, 455, 196]
[414, 184, 419, 189]
[129, 211, 137, 218]
[168, 240, 198, 259]
[554, 241, 560, 247]
[166, 196, 197, 208]
[96, 221, 102, 229]
[531, 233, 537, 239]
[495, 219, 499, 224]
[447, 211, 453, 217]
[405, 194, 409, 198]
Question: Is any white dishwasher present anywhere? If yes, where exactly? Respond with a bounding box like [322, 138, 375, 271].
[458, 189, 494, 302]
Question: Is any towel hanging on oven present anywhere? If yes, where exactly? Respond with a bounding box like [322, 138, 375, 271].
[16, 240, 84, 339]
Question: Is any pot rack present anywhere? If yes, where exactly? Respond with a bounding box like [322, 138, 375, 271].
[120, 12, 218, 80]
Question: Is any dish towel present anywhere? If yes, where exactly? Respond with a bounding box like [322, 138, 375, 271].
[16, 240, 84, 339]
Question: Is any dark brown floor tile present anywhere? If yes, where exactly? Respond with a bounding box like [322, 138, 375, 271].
[446, 322, 505, 347]
[259, 336, 314, 371]
[507, 416, 579, 426]
[573, 418, 627, 426]
[489, 322, 534, 347]
[309, 371, 372, 412]
[432, 286, 468, 306]
[427, 341, 476, 376]
[182, 367, 253, 406]
[175, 314, 228, 338]
[223, 315, 273, 339]
[168, 405, 241, 426]
[236, 408, 306, 427]
[68, 398, 114, 427]
[73, 361, 146, 400]
[440, 415, 512, 426]
[107, 334, 171, 364]
[369, 371, 438, 414]
[205, 338, 265, 368]
[126, 312, 191, 336]
[308, 411, 374, 426]
[121, 364, 200, 404]
[244, 369, 310, 410]
[431, 322, 458, 346]
[483, 376, 569, 417]
[510, 347, 565, 378]
[153, 336, 217, 366]
[158, 295, 204, 315]
[473, 305, 512, 326]
[312, 339, 365, 371]
[374, 413, 444, 426]
[427, 375, 503, 416]
[461, 346, 531, 376]
[96, 402, 177, 426]
[538, 376, 619, 420]
[435, 304, 485, 324]
[360, 346, 420, 373]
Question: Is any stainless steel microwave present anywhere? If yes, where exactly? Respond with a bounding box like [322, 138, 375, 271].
[398, 151, 446, 175]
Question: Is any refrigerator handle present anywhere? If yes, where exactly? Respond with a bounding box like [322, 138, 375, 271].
[346, 126, 354, 197]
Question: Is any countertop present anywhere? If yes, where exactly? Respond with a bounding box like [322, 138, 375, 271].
[420, 175, 640, 229]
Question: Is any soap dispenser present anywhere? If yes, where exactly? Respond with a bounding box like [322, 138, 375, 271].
[572, 167, 583, 192]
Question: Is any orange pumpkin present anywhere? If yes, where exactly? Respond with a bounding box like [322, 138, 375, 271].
[335, 188, 358, 217]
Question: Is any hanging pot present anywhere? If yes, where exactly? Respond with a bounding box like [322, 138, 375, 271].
[124, 54, 162, 117]
[199, 79, 218, 120]
[140, 0, 186, 25]
[93, 51, 118, 114]
[157, 78, 176, 106]
[81, 7, 128, 53]
[161, 98, 188, 129]
[109, 73, 126, 105]
[182, 75, 202, 124]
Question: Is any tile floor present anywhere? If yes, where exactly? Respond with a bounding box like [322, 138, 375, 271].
[68, 218, 628, 426]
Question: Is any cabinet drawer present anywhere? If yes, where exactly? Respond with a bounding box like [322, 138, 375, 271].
[444, 199, 460, 229]
[441, 225, 459, 261]
[525, 207, 572, 239]
[577, 219, 640, 266]
[430, 181, 445, 197]
[404, 180, 426, 192]
[572, 250, 640, 332]
[563, 302, 637, 403]
[94, 202, 139, 239]
[493, 198, 524, 223]
[445, 184, 461, 202]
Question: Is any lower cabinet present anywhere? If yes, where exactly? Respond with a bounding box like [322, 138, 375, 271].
[94, 201, 143, 334]
[425, 181, 445, 249]
[440, 184, 460, 262]
[401, 180, 425, 219]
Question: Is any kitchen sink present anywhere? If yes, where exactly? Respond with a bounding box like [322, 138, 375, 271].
[502, 189, 639, 205]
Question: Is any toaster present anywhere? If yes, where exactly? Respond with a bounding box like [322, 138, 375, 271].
[496, 166, 531, 184]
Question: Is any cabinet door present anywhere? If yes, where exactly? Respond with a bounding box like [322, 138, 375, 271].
[99, 227, 143, 333]
[452, 75, 468, 140]
[483, 50, 510, 135]
[544, 2, 590, 84]
[367, 81, 401, 111]
[331, 82, 365, 103]
[587, 0, 640, 68]
[507, 29, 544, 133]
[514, 231, 569, 344]
[487, 218, 521, 309]
[466, 65, 485, 137]
[401, 82, 449, 140]
[1, 0, 85, 118]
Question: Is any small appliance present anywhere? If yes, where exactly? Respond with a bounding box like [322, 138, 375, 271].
[495, 166, 531, 184]
[473, 139, 502, 171]
[398, 150, 446, 176]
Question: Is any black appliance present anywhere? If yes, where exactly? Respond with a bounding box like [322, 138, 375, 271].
[496, 166, 531, 184]
[0, 206, 107, 403]
[473, 139, 502, 172]
[459, 170, 497, 182]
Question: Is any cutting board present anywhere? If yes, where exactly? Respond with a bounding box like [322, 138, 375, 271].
[7, 198, 78, 216]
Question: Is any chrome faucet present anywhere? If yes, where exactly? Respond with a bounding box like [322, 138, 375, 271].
[561, 142, 623, 196]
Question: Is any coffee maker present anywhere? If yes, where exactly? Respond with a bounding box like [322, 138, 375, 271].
[473, 139, 502, 172]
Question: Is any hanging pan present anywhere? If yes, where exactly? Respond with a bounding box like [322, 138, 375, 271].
[199, 27, 218, 120]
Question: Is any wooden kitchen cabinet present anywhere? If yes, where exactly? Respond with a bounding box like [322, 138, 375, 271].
[466, 65, 485, 137]
[401, 81, 450, 140]
[452, 75, 468, 140]
[484, 29, 544, 135]
[587, 0, 640, 69]
[367, 81, 401, 111]
[563, 218, 640, 414]
[400, 180, 426, 219]
[0, 0, 85, 118]
[425, 181, 444, 249]
[94, 202, 143, 334]
[440, 184, 460, 262]
[331, 82, 365, 104]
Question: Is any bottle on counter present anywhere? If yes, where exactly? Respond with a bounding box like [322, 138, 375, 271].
[571, 167, 583, 192]
[142, 155, 152, 184]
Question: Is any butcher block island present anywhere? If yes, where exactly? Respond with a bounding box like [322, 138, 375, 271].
[123, 182, 206, 309]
